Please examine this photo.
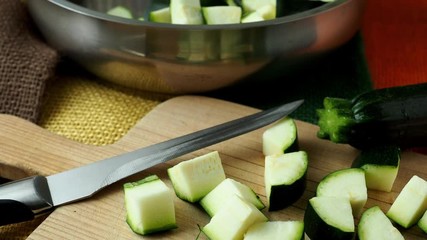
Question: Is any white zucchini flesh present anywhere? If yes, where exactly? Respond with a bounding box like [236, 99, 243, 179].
[262, 117, 298, 156]
[202, 6, 242, 24]
[386, 175, 427, 228]
[243, 221, 304, 240]
[418, 210, 427, 233]
[170, 0, 203, 24]
[358, 206, 404, 240]
[264, 151, 308, 211]
[241, 0, 276, 14]
[304, 196, 355, 240]
[167, 151, 226, 202]
[202, 194, 268, 240]
[200, 178, 265, 217]
[123, 175, 176, 235]
[316, 168, 367, 217]
[361, 164, 399, 192]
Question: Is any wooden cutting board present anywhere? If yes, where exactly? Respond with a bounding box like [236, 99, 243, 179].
[0, 96, 425, 239]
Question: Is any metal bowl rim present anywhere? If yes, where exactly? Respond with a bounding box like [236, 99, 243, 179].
[46, 0, 353, 29]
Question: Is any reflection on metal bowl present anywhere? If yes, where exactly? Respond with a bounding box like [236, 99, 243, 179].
[28, 0, 365, 94]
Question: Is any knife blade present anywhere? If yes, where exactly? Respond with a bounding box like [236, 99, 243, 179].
[0, 99, 303, 226]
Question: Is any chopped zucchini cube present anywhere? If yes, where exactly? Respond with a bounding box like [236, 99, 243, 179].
[203, 194, 268, 240]
[418, 210, 427, 233]
[262, 117, 299, 156]
[243, 220, 304, 240]
[200, 178, 265, 217]
[123, 175, 177, 235]
[264, 151, 308, 211]
[304, 196, 355, 240]
[149, 7, 172, 23]
[351, 145, 400, 192]
[168, 151, 226, 202]
[107, 5, 133, 19]
[316, 168, 367, 217]
[358, 206, 404, 240]
[170, 0, 203, 24]
[387, 175, 427, 228]
[202, 6, 242, 24]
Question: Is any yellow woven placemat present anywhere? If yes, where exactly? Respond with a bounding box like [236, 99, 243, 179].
[39, 74, 171, 146]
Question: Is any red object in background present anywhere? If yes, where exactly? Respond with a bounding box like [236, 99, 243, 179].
[361, 0, 427, 89]
[361, 0, 427, 155]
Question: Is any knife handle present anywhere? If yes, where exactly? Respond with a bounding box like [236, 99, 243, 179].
[0, 176, 54, 226]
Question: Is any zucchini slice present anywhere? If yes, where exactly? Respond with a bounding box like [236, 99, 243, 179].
[123, 175, 177, 235]
[243, 220, 304, 240]
[107, 6, 133, 19]
[418, 210, 427, 233]
[386, 175, 427, 228]
[202, 194, 268, 240]
[167, 151, 226, 203]
[304, 196, 355, 240]
[351, 145, 400, 192]
[262, 117, 299, 156]
[264, 151, 308, 211]
[316, 168, 367, 217]
[358, 206, 404, 240]
[200, 178, 265, 217]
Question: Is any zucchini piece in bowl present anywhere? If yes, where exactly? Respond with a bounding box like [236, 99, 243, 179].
[264, 151, 308, 211]
[200, 178, 265, 217]
[351, 145, 400, 192]
[123, 175, 177, 235]
[168, 151, 226, 203]
[316, 168, 367, 217]
[304, 196, 355, 240]
[358, 206, 404, 240]
[387, 175, 427, 228]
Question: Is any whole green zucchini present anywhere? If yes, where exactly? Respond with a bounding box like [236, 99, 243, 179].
[316, 82, 427, 149]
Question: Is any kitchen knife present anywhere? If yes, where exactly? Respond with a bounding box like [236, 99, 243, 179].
[0, 99, 303, 226]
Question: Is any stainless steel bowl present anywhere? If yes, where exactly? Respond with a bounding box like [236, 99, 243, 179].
[28, 0, 365, 94]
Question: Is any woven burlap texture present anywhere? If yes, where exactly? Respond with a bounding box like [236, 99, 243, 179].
[0, 1, 59, 123]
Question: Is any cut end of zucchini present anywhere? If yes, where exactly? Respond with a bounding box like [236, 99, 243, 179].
[262, 117, 299, 156]
[316, 97, 356, 144]
[168, 151, 226, 203]
[304, 196, 355, 240]
[386, 175, 427, 228]
[358, 206, 404, 240]
[123, 175, 177, 235]
[200, 178, 265, 217]
[202, 194, 268, 240]
[316, 168, 367, 217]
[265, 151, 308, 211]
[244, 220, 304, 240]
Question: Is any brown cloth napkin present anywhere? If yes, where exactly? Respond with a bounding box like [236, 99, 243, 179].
[0, 1, 59, 123]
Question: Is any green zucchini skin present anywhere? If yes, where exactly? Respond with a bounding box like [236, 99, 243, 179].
[303, 200, 354, 240]
[317, 82, 427, 149]
[268, 173, 306, 211]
